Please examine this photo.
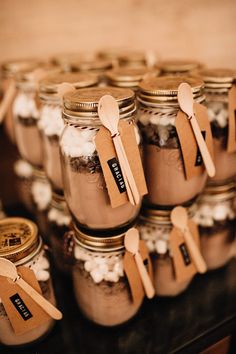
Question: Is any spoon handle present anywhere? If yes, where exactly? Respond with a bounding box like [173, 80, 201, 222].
[0, 80, 15, 123]
[190, 115, 215, 177]
[16, 277, 63, 320]
[115, 135, 140, 205]
[134, 252, 155, 299]
[183, 228, 207, 273]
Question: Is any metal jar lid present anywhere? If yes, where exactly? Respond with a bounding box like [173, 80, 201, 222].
[39, 72, 99, 101]
[118, 51, 147, 68]
[106, 67, 159, 89]
[63, 86, 136, 123]
[201, 181, 236, 203]
[73, 224, 125, 252]
[70, 59, 113, 73]
[199, 68, 236, 90]
[157, 59, 203, 75]
[0, 217, 40, 263]
[1, 59, 42, 78]
[138, 75, 204, 106]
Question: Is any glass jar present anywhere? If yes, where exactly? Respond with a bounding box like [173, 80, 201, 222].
[60, 87, 142, 231]
[0, 217, 56, 346]
[47, 193, 72, 274]
[193, 182, 236, 270]
[157, 59, 203, 76]
[137, 76, 207, 207]
[72, 226, 143, 326]
[13, 159, 35, 213]
[199, 68, 236, 185]
[105, 67, 159, 92]
[38, 72, 99, 196]
[138, 206, 196, 296]
[1, 59, 41, 143]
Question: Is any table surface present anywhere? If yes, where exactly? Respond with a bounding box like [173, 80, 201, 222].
[1, 127, 236, 354]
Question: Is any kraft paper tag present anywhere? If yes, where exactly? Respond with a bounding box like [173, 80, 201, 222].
[227, 85, 236, 152]
[123, 240, 153, 305]
[176, 102, 214, 179]
[169, 220, 200, 282]
[0, 266, 51, 335]
[0, 78, 16, 124]
[95, 120, 147, 208]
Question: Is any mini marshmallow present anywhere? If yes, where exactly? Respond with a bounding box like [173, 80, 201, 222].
[139, 113, 150, 126]
[213, 205, 228, 221]
[83, 142, 96, 156]
[48, 207, 71, 226]
[36, 269, 50, 282]
[94, 257, 106, 265]
[155, 239, 168, 255]
[14, 159, 33, 178]
[146, 240, 155, 253]
[104, 271, 119, 282]
[114, 261, 124, 277]
[90, 269, 104, 284]
[13, 93, 39, 119]
[98, 263, 109, 274]
[31, 180, 52, 211]
[84, 260, 96, 272]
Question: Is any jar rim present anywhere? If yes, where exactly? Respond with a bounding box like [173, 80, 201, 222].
[157, 59, 203, 73]
[199, 68, 236, 90]
[0, 217, 40, 263]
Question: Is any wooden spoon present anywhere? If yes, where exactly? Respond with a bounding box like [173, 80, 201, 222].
[178, 82, 215, 177]
[0, 258, 62, 320]
[170, 206, 207, 274]
[98, 95, 140, 205]
[124, 228, 155, 298]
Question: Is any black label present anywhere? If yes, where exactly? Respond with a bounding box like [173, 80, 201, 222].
[195, 131, 206, 166]
[10, 293, 33, 321]
[107, 158, 126, 194]
[179, 243, 191, 266]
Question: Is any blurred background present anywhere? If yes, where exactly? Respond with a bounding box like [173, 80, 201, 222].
[0, 0, 235, 67]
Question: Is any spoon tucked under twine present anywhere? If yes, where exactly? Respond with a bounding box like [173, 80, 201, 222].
[177, 82, 215, 178]
[0, 257, 63, 320]
[98, 94, 140, 205]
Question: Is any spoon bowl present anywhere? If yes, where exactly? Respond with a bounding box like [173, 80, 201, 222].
[98, 95, 119, 136]
[178, 83, 194, 118]
[124, 228, 139, 254]
[171, 206, 188, 230]
[0, 257, 18, 280]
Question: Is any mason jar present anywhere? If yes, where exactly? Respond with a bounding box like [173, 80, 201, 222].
[194, 182, 236, 270]
[157, 59, 203, 76]
[1, 59, 41, 143]
[60, 87, 142, 231]
[0, 217, 56, 346]
[199, 68, 236, 185]
[137, 76, 207, 207]
[105, 67, 159, 92]
[138, 205, 196, 296]
[72, 226, 143, 326]
[47, 193, 72, 274]
[38, 72, 99, 196]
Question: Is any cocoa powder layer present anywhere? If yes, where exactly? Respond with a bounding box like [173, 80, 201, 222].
[152, 255, 192, 296]
[15, 116, 43, 168]
[0, 279, 55, 346]
[72, 262, 142, 326]
[62, 156, 140, 230]
[144, 145, 207, 206]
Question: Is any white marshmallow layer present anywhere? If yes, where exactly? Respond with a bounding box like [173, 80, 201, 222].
[138, 223, 170, 254]
[13, 92, 39, 119]
[138, 108, 176, 127]
[74, 245, 124, 284]
[207, 102, 228, 128]
[48, 206, 71, 226]
[194, 201, 235, 227]
[14, 159, 34, 178]
[39, 104, 64, 137]
[31, 179, 52, 211]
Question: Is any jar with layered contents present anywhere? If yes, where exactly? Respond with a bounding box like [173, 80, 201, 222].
[60, 87, 141, 231]
[157, 59, 203, 76]
[72, 227, 143, 326]
[138, 206, 196, 296]
[199, 68, 236, 184]
[1, 59, 41, 143]
[106, 67, 159, 91]
[38, 72, 99, 196]
[194, 182, 236, 270]
[137, 76, 207, 207]
[0, 217, 56, 346]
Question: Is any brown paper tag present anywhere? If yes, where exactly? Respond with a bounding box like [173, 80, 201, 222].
[227, 85, 236, 152]
[0, 78, 16, 124]
[123, 240, 153, 305]
[0, 266, 51, 335]
[169, 220, 200, 282]
[176, 102, 214, 179]
[95, 120, 147, 208]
